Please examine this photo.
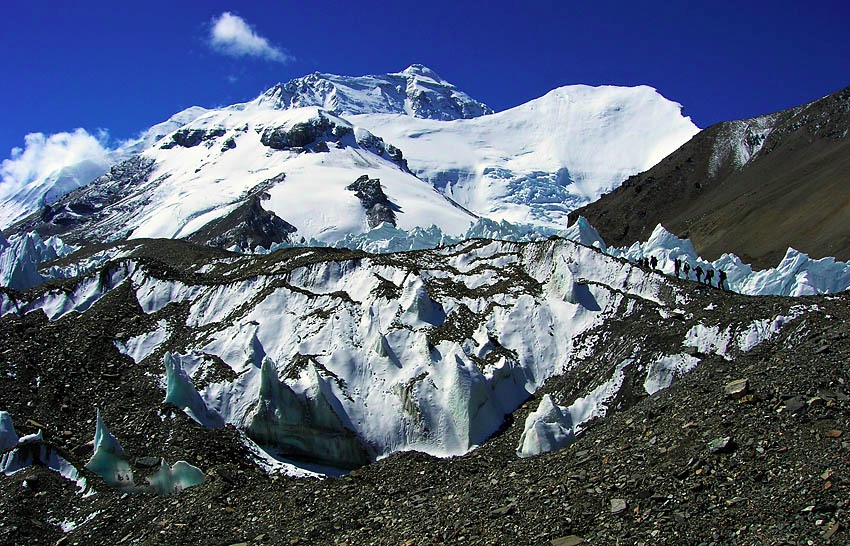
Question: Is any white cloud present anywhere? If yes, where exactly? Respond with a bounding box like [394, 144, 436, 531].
[0, 129, 115, 227]
[209, 12, 292, 63]
[1, 129, 111, 190]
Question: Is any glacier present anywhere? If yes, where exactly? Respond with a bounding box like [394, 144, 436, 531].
[3, 213, 850, 302]
[0, 234, 816, 472]
[517, 304, 798, 458]
[351, 83, 699, 227]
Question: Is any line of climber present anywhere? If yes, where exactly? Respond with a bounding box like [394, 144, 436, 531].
[635, 256, 727, 290]
[672, 258, 726, 289]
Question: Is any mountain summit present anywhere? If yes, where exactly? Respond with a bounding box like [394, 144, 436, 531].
[255, 64, 494, 120]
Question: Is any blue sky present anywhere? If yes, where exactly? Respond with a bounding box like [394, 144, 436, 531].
[1, 1, 849, 165]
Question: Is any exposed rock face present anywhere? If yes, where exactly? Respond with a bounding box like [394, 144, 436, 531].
[161, 128, 227, 149]
[346, 175, 399, 228]
[260, 114, 343, 150]
[188, 191, 297, 251]
[6, 156, 157, 244]
[353, 131, 408, 171]
[570, 85, 850, 268]
[257, 114, 409, 170]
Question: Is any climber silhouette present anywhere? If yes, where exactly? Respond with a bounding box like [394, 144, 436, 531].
[718, 270, 727, 290]
[650, 256, 658, 270]
[705, 269, 715, 286]
[674, 258, 680, 278]
[683, 262, 690, 279]
[695, 265, 703, 283]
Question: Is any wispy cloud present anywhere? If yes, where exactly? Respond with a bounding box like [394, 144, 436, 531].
[1, 129, 112, 193]
[0, 129, 115, 227]
[209, 12, 292, 63]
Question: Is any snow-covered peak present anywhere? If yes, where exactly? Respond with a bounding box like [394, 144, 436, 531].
[352, 83, 699, 226]
[253, 66, 493, 120]
[397, 64, 445, 83]
[122, 106, 210, 154]
[7, 101, 475, 247]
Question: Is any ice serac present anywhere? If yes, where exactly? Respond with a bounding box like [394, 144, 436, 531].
[546, 258, 580, 304]
[607, 223, 850, 296]
[1, 429, 44, 476]
[399, 275, 445, 327]
[0, 411, 18, 451]
[516, 395, 575, 458]
[244, 358, 368, 470]
[560, 216, 607, 250]
[164, 353, 224, 428]
[86, 409, 135, 488]
[146, 459, 205, 494]
[0, 230, 76, 291]
[0, 423, 88, 492]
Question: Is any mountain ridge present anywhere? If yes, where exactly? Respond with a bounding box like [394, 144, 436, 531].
[569, 84, 850, 268]
[255, 64, 494, 120]
[3, 66, 699, 251]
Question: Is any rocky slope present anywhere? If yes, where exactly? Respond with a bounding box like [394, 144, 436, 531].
[1, 237, 847, 545]
[570, 85, 850, 269]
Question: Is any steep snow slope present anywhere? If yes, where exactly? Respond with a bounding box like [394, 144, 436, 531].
[352, 84, 699, 225]
[9, 106, 475, 247]
[131, 106, 474, 243]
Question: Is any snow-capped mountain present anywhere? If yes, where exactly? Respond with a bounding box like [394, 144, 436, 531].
[10, 106, 475, 248]
[351, 84, 699, 225]
[0, 106, 210, 231]
[4, 65, 698, 249]
[255, 64, 493, 120]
